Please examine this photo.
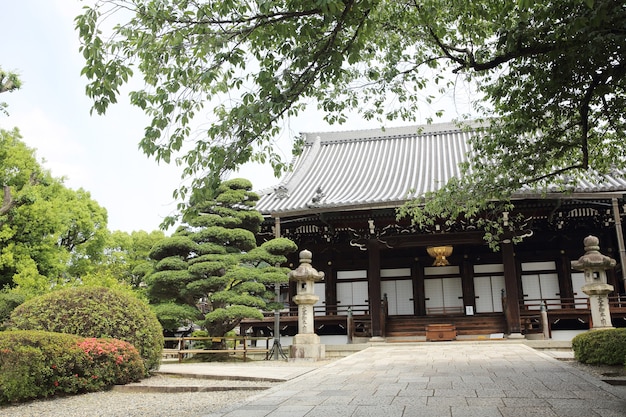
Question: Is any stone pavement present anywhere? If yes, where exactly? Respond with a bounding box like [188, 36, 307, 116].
[200, 342, 626, 417]
[157, 361, 321, 382]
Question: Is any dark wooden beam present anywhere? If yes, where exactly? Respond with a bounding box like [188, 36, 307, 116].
[502, 240, 521, 334]
[367, 239, 382, 338]
[383, 232, 486, 249]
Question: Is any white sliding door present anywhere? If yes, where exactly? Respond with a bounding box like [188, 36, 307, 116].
[382, 280, 414, 315]
[521, 262, 560, 310]
[473, 264, 505, 314]
[336, 281, 368, 315]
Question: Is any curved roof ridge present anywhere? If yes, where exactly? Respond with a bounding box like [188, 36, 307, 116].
[300, 120, 477, 144]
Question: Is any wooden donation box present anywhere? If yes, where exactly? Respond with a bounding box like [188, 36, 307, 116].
[425, 324, 457, 341]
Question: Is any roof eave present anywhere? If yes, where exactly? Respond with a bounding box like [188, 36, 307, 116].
[265, 200, 409, 218]
[264, 191, 626, 218]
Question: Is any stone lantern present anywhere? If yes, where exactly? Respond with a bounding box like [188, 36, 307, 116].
[571, 235, 616, 329]
[288, 249, 325, 360]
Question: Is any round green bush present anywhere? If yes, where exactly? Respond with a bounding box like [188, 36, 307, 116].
[0, 330, 144, 404]
[571, 328, 626, 365]
[8, 287, 163, 373]
[0, 292, 25, 330]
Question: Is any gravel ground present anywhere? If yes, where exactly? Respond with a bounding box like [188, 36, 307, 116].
[561, 359, 626, 381]
[0, 360, 332, 417]
[0, 375, 276, 417]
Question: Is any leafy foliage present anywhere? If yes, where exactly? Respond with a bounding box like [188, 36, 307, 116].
[150, 301, 199, 331]
[0, 128, 109, 294]
[94, 230, 166, 289]
[0, 66, 21, 116]
[0, 330, 143, 404]
[8, 286, 163, 374]
[572, 328, 626, 366]
[76, 1, 625, 226]
[0, 75, 164, 301]
[0, 291, 24, 330]
[147, 178, 296, 336]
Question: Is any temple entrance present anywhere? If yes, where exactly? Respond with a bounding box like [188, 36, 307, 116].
[382, 280, 413, 315]
[336, 270, 368, 316]
[381, 268, 414, 315]
[521, 261, 560, 310]
[473, 264, 505, 313]
[424, 266, 463, 315]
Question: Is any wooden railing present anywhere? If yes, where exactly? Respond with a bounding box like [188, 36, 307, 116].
[163, 336, 273, 363]
[346, 300, 387, 343]
[520, 297, 590, 312]
[518, 296, 626, 334]
[260, 304, 371, 317]
[520, 296, 626, 312]
[609, 295, 626, 311]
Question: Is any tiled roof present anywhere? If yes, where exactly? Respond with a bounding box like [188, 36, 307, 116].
[256, 122, 626, 216]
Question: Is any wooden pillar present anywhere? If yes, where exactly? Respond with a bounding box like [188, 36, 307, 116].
[461, 257, 475, 309]
[502, 239, 522, 335]
[414, 258, 426, 316]
[367, 240, 382, 338]
[325, 259, 336, 315]
[557, 251, 573, 300]
[612, 198, 626, 293]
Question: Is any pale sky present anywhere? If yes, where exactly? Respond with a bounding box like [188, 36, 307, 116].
[1, 1, 473, 233]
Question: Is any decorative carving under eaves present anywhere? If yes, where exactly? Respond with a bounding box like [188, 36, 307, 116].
[348, 226, 393, 251]
[546, 205, 620, 232]
[281, 223, 339, 245]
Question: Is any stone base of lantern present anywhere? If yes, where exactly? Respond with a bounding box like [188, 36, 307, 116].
[588, 295, 615, 329]
[583, 282, 614, 330]
[289, 333, 325, 361]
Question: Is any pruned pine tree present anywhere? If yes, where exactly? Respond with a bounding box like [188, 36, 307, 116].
[147, 178, 296, 336]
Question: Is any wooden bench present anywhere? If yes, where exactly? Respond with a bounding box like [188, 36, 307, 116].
[425, 323, 457, 341]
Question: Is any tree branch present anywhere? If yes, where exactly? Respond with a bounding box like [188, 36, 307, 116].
[217, 0, 367, 175]
[0, 186, 14, 216]
[526, 163, 587, 184]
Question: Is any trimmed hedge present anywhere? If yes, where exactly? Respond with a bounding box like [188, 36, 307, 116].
[0, 330, 144, 404]
[8, 287, 163, 373]
[571, 328, 626, 365]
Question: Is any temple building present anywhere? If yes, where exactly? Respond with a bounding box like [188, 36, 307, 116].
[246, 122, 626, 340]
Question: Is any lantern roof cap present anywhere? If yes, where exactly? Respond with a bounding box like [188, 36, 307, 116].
[571, 235, 616, 270]
[288, 249, 324, 282]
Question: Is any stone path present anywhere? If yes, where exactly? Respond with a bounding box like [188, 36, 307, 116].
[203, 342, 626, 417]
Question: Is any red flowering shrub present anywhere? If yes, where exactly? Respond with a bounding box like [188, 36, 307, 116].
[0, 330, 144, 404]
[74, 338, 144, 389]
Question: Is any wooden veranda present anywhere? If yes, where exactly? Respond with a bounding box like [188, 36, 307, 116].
[240, 295, 626, 341]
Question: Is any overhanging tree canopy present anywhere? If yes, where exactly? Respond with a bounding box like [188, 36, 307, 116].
[76, 0, 626, 224]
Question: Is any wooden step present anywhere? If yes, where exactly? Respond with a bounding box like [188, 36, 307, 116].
[385, 314, 506, 337]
